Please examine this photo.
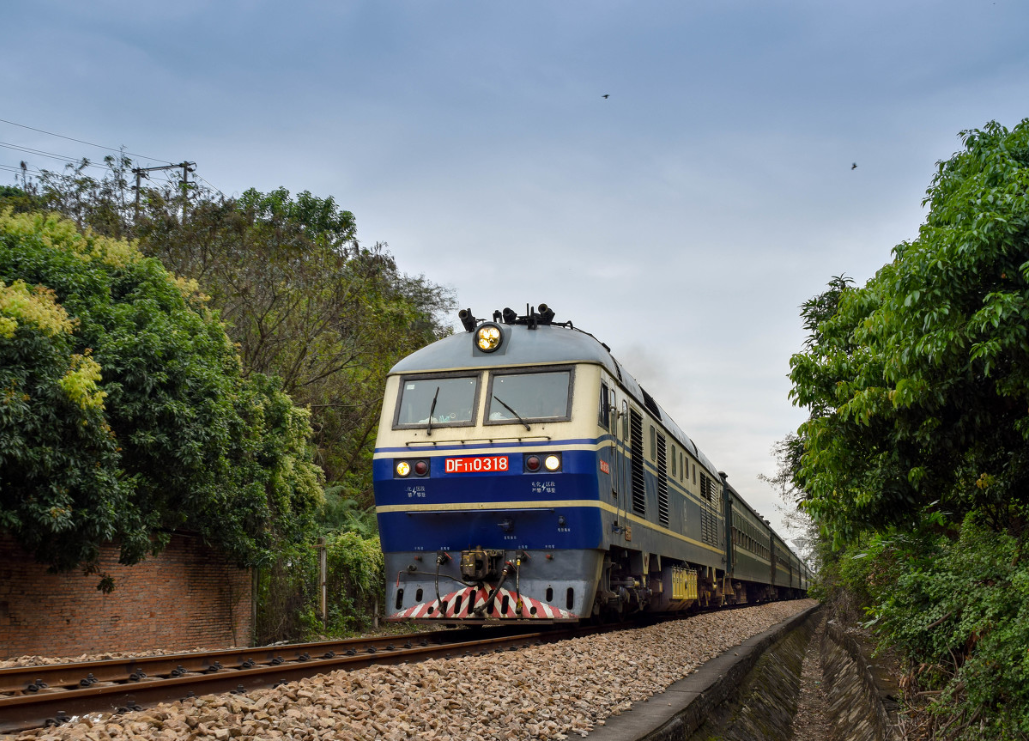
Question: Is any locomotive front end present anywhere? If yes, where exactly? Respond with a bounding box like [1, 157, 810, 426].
[373, 306, 607, 624]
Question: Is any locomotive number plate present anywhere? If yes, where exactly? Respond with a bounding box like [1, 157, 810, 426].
[444, 456, 509, 473]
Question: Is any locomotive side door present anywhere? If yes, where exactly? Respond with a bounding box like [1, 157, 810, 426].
[722, 479, 734, 578]
[607, 386, 625, 531]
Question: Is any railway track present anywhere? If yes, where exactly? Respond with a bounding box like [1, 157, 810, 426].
[0, 602, 764, 734]
[0, 624, 589, 733]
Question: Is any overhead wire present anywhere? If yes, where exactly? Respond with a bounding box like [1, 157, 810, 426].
[0, 141, 123, 173]
[0, 162, 44, 176]
[0, 117, 174, 165]
[194, 174, 225, 197]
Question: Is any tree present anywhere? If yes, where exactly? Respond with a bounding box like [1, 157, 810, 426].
[4, 161, 454, 509]
[134, 186, 453, 504]
[790, 120, 1029, 545]
[0, 184, 43, 214]
[0, 209, 322, 585]
[788, 121, 1029, 737]
[758, 432, 821, 571]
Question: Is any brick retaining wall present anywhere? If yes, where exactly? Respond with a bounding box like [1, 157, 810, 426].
[0, 533, 252, 659]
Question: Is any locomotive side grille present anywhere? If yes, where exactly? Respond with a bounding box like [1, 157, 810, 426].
[701, 508, 718, 546]
[630, 409, 645, 516]
[700, 472, 713, 502]
[656, 433, 669, 527]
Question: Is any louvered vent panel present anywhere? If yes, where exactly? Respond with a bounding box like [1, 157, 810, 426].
[656, 434, 669, 527]
[701, 508, 718, 545]
[700, 473, 713, 502]
[630, 409, 645, 516]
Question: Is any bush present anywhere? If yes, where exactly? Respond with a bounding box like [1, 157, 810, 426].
[0, 210, 322, 583]
[255, 531, 384, 643]
[828, 515, 1029, 738]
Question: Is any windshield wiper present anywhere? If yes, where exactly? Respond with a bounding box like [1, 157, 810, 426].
[426, 386, 440, 436]
[493, 396, 531, 431]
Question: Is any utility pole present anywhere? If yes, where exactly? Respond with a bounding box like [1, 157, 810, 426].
[131, 161, 195, 221]
[180, 161, 195, 219]
[314, 537, 328, 634]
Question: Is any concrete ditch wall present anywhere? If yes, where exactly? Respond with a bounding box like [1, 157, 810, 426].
[585, 604, 822, 741]
[585, 603, 904, 741]
[687, 614, 816, 740]
[821, 620, 901, 741]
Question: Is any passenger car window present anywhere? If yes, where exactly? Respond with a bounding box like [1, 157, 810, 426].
[394, 375, 479, 428]
[486, 369, 571, 423]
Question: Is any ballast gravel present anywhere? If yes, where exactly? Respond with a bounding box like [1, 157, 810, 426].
[11, 599, 816, 741]
[0, 649, 220, 671]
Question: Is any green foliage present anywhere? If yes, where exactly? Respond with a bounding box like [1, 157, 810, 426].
[11, 160, 453, 508]
[0, 209, 322, 579]
[130, 184, 453, 506]
[5, 158, 446, 629]
[316, 485, 379, 537]
[790, 120, 1029, 737]
[0, 184, 44, 214]
[790, 120, 1029, 545]
[254, 531, 384, 643]
[828, 517, 1029, 738]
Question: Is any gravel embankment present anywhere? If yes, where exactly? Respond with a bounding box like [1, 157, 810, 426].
[10, 599, 816, 741]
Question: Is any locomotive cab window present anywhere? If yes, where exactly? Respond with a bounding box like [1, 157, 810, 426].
[599, 382, 610, 429]
[485, 367, 573, 425]
[394, 374, 480, 429]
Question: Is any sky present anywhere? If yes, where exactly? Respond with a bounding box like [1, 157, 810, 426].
[3, 0, 1028, 546]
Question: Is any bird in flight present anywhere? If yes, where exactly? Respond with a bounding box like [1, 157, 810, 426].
[851, 163, 858, 170]
[602, 94, 610, 99]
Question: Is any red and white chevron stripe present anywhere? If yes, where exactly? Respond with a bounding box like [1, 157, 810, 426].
[393, 585, 576, 620]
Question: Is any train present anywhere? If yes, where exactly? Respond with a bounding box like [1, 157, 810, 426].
[372, 304, 810, 624]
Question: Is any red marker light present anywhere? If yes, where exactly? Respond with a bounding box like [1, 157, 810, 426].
[414, 460, 428, 476]
[525, 455, 541, 472]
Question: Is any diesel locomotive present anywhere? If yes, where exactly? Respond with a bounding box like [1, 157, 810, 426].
[373, 304, 809, 624]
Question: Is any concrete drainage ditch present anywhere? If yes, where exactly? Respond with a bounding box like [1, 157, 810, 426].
[587, 604, 902, 741]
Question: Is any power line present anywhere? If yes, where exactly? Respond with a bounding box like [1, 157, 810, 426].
[0, 162, 43, 176]
[0, 141, 120, 171]
[0, 117, 174, 165]
[195, 174, 225, 197]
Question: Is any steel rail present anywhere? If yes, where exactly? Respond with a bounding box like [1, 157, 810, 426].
[0, 627, 514, 695]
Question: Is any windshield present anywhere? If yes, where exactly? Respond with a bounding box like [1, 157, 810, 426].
[487, 370, 571, 423]
[395, 376, 478, 427]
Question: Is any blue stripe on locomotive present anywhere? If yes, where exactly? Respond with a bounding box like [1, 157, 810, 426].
[374, 445, 608, 552]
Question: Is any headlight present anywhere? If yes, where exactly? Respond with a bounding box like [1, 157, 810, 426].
[475, 323, 503, 352]
[544, 454, 562, 471]
[395, 459, 429, 478]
